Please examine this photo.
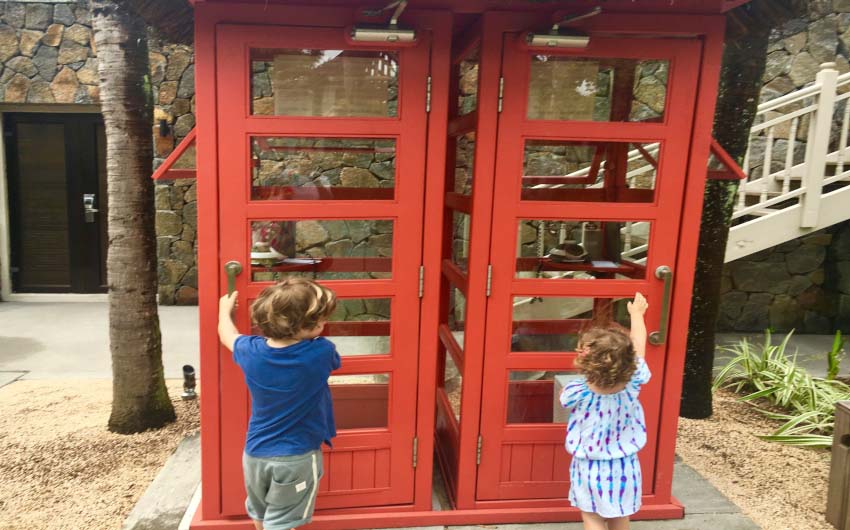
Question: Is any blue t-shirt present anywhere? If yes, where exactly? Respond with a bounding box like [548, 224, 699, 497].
[232, 335, 341, 458]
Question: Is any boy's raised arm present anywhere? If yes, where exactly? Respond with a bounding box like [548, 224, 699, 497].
[218, 292, 241, 352]
[627, 292, 649, 359]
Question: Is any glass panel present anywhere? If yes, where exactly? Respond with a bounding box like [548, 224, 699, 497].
[250, 220, 393, 281]
[330, 373, 389, 429]
[457, 45, 479, 115]
[516, 220, 650, 280]
[451, 212, 471, 272]
[251, 49, 399, 117]
[507, 370, 582, 424]
[447, 285, 467, 348]
[527, 56, 668, 122]
[511, 296, 630, 352]
[443, 351, 462, 421]
[251, 137, 396, 201]
[326, 298, 391, 356]
[522, 140, 658, 203]
[453, 132, 475, 195]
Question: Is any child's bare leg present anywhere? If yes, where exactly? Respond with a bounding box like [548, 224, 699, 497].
[580, 511, 608, 530]
[607, 516, 629, 530]
[252, 519, 263, 530]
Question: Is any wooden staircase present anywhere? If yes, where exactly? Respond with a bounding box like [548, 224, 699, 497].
[726, 63, 850, 262]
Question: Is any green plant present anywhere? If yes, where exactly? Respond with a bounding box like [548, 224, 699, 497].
[826, 330, 845, 381]
[713, 330, 850, 448]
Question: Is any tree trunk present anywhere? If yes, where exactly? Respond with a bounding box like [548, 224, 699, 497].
[679, 21, 771, 419]
[92, 0, 176, 433]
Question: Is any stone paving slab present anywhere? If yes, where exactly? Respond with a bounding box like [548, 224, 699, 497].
[124, 433, 200, 530]
[0, 371, 26, 388]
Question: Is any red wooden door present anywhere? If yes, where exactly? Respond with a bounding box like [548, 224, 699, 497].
[216, 25, 430, 513]
[475, 34, 702, 501]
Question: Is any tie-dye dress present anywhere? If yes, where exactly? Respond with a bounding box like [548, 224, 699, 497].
[559, 358, 651, 518]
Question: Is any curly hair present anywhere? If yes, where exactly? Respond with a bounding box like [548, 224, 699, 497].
[251, 278, 337, 340]
[574, 327, 636, 388]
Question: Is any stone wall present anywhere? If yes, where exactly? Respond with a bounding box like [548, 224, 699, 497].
[0, 1, 197, 303]
[719, 1, 850, 333]
[149, 38, 197, 305]
[719, 221, 850, 333]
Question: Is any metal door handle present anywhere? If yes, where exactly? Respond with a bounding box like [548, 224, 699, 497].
[648, 265, 673, 346]
[224, 261, 243, 295]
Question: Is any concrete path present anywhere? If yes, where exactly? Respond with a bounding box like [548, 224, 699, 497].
[1, 299, 845, 380]
[0, 301, 199, 379]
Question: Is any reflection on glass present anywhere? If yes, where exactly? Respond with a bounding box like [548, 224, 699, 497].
[250, 220, 393, 281]
[447, 286, 466, 348]
[507, 370, 582, 424]
[453, 132, 475, 195]
[252, 137, 396, 200]
[522, 140, 658, 203]
[451, 212, 471, 272]
[516, 220, 650, 280]
[251, 49, 399, 117]
[457, 45, 479, 115]
[325, 298, 390, 356]
[330, 373, 389, 429]
[528, 56, 668, 122]
[511, 296, 630, 352]
[443, 352, 462, 421]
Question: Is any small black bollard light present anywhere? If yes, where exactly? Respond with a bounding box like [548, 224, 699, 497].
[182, 364, 197, 400]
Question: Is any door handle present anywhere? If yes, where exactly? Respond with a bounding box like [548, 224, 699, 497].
[83, 193, 99, 223]
[224, 261, 243, 295]
[648, 265, 673, 346]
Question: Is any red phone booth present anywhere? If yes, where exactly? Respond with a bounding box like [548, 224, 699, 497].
[190, 1, 736, 528]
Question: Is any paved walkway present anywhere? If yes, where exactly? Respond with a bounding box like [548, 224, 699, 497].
[0, 301, 198, 380]
[1, 300, 845, 381]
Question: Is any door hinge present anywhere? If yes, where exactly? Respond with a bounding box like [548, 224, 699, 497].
[426, 76, 432, 113]
[418, 265, 425, 298]
[498, 77, 504, 113]
[486, 264, 493, 297]
[476, 435, 483, 465]
[412, 436, 419, 468]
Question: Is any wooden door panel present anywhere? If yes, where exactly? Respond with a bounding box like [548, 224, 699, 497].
[7, 115, 106, 294]
[476, 34, 703, 501]
[215, 24, 429, 514]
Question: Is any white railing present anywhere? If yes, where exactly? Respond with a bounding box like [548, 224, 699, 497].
[734, 63, 850, 226]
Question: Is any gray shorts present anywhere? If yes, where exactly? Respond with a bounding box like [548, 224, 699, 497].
[242, 450, 323, 530]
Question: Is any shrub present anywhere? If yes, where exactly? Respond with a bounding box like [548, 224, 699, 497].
[713, 330, 850, 447]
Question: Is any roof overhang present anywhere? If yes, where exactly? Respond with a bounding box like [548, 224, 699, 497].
[187, 0, 747, 15]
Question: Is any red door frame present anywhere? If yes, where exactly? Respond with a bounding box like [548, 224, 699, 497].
[215, 23, 429, 513]
[192, 3, 726, 528]
[475, 28, 702, 505]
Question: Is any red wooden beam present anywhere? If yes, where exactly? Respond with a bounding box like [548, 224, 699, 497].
[707, 137, 747, 181]
[720, 0, 753, 13]
[152, 127, 196, 181]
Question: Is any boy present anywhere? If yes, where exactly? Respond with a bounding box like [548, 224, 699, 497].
[218, 278, 340, 530]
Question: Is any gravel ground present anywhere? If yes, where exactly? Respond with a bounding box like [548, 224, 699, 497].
[677, 389, 833, 530]
[0, 381, 834, 530]
[0, 380, 198, 530]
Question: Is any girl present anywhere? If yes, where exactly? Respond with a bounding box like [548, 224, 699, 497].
[559, 293, 650, 530]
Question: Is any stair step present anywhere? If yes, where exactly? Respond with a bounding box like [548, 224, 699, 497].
[736, 208, 781, 218]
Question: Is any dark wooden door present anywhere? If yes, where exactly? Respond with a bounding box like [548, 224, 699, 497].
[5, 113, 107, 293]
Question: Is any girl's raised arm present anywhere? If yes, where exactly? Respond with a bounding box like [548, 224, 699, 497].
[627, 292, 649, 359]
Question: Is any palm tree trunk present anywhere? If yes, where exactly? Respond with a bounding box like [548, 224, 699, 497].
[92, 0, 175, 433]
[679, 20, 771, 419]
